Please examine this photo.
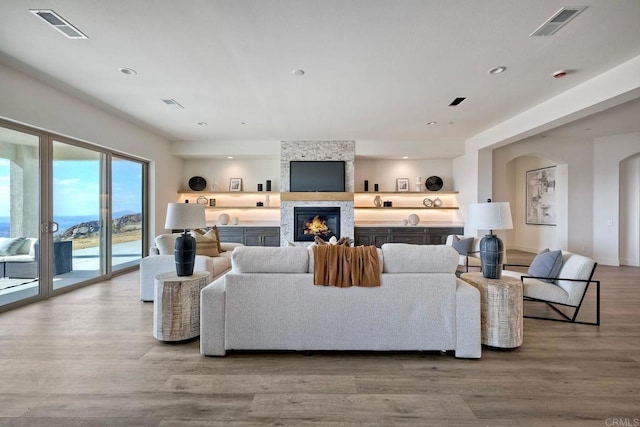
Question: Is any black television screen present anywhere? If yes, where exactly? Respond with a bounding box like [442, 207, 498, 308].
[289, 161, 345, 192]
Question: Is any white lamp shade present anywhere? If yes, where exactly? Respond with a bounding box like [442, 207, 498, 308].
[467, 202, 513, 231]
[164, 203, 206, 230]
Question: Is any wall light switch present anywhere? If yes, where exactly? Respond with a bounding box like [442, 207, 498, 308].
[607, 219, 613, 226]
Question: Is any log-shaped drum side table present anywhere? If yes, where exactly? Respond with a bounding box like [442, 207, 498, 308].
[153, 271, 211, 341]
[460, 272, 523, 349]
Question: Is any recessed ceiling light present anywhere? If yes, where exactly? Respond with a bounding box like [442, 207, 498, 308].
[197, 122, 207, 126]
[402, 156, 409, 159]
[426, 121, 437, 126]
[292, 69, 305, 76]
[227, 156, 234, 159]
[240, 122, 246, 125]
[488, 66, 507, 75]
[118, 67, 137, 75]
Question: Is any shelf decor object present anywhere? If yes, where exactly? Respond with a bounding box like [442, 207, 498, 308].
[425, 176, 443, 191]
[396, 178, 410, 192]
[164, 202, 206, 276]
[188, 176, 207, 191]
[467, 199, 513, 279]
[229, 178, 242, 192]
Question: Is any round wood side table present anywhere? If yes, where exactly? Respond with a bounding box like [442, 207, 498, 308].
[460, 272, 523, 349]
[153, 271, 211, 341]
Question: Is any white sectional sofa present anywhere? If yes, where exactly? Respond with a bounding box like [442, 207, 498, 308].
[201, 243, 482, 358]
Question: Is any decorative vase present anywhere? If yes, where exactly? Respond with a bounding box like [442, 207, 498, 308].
[374, 195, 383, 208]
[218, 213, 230, 225]
[265, 194, 270, 207]
[408, 214, 420, 226]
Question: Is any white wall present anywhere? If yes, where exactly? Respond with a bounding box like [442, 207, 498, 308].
[0, 62, 181, 242]
[492, 137, 592, 256]
[505, 156, 567, 252]
[354, 159, 454, 192]
[593, 132, 640, 266]
[620, 154, 640, 266]
[181, 158, 280, 194]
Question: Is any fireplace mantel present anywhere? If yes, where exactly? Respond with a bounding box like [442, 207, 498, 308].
[281, 192, 354, 202]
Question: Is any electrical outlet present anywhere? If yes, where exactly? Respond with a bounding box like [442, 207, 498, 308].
[607, 219, 613, 226]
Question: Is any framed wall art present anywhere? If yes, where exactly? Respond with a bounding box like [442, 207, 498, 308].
[229, 178, 242, 192]
[396, 178, 409, 192]
[526, 166, 556, 225]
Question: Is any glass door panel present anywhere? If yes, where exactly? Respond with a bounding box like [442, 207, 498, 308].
[0, 126, 41, 307]
[111, 156, 144, 271]
[52, 140, 106, 290]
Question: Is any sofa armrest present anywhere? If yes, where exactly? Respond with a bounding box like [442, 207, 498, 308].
[200, 277, 227, 356]
[220, 242, 244, 252]
[455, 279, 481, 358]
[139, 255, 175, 301]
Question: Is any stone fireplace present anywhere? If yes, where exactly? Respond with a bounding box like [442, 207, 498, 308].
[294, 207, 341, 242]
[280, 140, 355, 246]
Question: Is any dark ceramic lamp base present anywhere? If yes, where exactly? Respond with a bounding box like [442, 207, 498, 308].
[174, 231, 196, 276]
[479, 234, 504, 279]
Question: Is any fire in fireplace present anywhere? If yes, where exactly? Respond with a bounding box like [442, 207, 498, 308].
[294, 207, 341, 242]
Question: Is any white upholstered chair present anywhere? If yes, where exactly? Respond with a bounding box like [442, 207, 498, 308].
[445, 234, 482, 272]
[502, 251, 600, 325]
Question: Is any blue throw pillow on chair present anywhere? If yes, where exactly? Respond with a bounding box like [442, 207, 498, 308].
[528, 248, 563, 283]
[451, 235, 474, 255]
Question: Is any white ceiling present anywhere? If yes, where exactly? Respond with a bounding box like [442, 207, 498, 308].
[1, 1, 640, 159]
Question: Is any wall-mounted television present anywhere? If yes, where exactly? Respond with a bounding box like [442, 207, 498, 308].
[289, 161, 345, 192]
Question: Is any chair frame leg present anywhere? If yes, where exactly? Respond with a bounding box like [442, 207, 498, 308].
[523, 279, 600, 326]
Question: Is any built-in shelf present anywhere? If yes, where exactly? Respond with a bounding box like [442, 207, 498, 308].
[355, 191, 459, 195]
[355, 206, 459, 210]
[178, 191, 280, 196]
[205, 206, 280, 210]
[281, 192, 355, 202]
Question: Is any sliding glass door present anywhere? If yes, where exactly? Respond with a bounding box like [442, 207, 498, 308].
[0, 118, 147, 312]
[111, 156, 144, 271]
[52, 140, 107, 290]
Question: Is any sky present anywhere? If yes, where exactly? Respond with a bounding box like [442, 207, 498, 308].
[0, 158, 142, 218]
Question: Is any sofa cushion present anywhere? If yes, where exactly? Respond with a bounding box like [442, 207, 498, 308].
[154, 234, 181, 255]
[381, 243, 458, 273]
[528, 249, 563, 283]
[232, 246, 309, 273]
[194, 226, 224, 253]
[190, 230, 220, 257]
[0, 237, 27, 256]
[451, 235, 474, 255]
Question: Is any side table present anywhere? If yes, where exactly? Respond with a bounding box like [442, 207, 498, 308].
[460, 272, 523, 349]
[153, 271, 211, 341]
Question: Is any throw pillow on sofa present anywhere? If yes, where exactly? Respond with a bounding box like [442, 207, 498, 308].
[190, 229, 220, 257]
[194, 226, 224, 253]
[0, 237, 27, 256]
[451, 235, 474, 255]
[528, 248, 563, 283]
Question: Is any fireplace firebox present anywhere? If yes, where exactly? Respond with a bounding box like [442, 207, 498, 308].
[294, 207, 341, 242]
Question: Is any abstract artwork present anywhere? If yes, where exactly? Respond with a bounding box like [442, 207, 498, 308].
[526, 166, 556, 225]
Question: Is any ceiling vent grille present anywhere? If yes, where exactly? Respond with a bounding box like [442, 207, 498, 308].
[530, 6, 587, 36]
[449, 97, 467, 107]
[29, 9, 88, 39]
[162, 99, 185, 108]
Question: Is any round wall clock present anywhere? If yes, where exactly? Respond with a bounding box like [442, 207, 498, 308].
[188, 176, 207, 191]
[425, 176, 443, 191]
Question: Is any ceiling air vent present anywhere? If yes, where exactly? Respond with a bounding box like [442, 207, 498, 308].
[162, 99, 185, 109]
[449, 97, 467, 107]
[29, 9, 88, 39]
[530, 6, 587, 37]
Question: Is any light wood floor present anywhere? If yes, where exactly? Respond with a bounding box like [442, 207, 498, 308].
[0, 251, 639, 426]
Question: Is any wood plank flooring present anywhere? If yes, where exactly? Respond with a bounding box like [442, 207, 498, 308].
[0, 250, 639, 426]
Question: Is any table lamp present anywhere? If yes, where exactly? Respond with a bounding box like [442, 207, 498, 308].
[467, 199, 513, 279]
[164, 202, 206, 276]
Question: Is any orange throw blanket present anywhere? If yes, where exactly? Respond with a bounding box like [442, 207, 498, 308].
[313, 245, 381, 287]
